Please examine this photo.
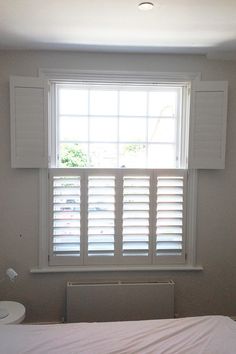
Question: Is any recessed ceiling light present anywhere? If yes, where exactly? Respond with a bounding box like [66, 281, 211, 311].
[138, 2, 154, 11]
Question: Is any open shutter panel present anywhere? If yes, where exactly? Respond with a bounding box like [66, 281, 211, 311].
[189, 81, 228, 169]
[10, 76, 48, 168]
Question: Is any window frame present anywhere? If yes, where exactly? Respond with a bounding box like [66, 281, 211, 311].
[54, 83, 183, 169]
[37, 69, 200, 272]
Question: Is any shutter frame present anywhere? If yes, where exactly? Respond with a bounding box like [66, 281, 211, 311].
[10, 76, 48, 168]
[189, 80, 228, 169]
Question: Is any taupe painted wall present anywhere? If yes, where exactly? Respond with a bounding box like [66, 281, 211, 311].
[0, 51, 236, 323]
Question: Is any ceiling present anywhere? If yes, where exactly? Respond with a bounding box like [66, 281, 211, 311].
[1, 0, 236, 58]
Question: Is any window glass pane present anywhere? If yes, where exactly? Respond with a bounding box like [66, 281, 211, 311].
[60, 116, 88, 141]
[90, 117, 117, 142]
[89, 143, 117, 167]
[90, 90, 118, 115]
[56, 85, 183, 169]
[148, 144, 176, 168]
[59, 143, 89, 167]
[119, 144, 146, 167]
[119, 91, 147, 116]
[148, 118, 176, 143]
[119, 117, 146, 142]
[59, 89, 88, 115]
[149, 91, 177, 117]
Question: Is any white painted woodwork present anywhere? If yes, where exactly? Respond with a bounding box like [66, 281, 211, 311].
[10, 76, 48, 168]
[189, 81, 228, 169]
[48, 169, 186, 266]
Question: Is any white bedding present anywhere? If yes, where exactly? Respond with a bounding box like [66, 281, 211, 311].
[1, 315, 236, 354]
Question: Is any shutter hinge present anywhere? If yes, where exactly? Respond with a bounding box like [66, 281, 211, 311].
[48, 255, 50, 262]
[185, 253, 187, 260]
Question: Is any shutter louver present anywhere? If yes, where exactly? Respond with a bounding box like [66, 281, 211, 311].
[88, 176, 115, 256]
[122, 176, 150, 256]
[156, 176, 184, 257]
[52, 176, 81, 256]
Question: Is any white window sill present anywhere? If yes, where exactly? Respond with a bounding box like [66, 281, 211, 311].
[30, 265, 203, 273]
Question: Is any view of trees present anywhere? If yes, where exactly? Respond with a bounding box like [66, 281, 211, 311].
[60, 143, 145, 168]
[61, 144, 88, 167]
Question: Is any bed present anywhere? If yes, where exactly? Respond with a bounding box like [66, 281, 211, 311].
[1, 315, 236, 354]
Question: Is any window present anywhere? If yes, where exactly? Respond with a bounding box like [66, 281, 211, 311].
[47, 80, 189, 267]
[10, 72, 228, 270]
[55, 84, 184, 169]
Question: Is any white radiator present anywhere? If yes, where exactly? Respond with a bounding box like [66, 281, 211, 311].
[66, 280, 174, 323]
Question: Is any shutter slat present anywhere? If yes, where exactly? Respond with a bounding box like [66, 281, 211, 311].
[123, 235, 149, 241]
[53, 244, 80, 252]
[157, 203, 183, 211]
[123, 219, 149, 226]
[157, 226, 182, 233]
[88, 228, 114, 235]
[157, 235, 182, 242]
[53, 237, 80, 243]
[157, 210, 183, 218]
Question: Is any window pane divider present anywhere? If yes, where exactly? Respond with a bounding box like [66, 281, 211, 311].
[58, 114, 178, 119]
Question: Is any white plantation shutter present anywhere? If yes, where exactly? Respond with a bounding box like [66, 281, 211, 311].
[122, 176, 150, 263]
[10, 76, 48, 168]
[189, 81, 228, 169]
[86, 176, 115, 264]
[49, 173, 82, 266]
[48, 169, 187, 266]
[155, 171, 186, 264]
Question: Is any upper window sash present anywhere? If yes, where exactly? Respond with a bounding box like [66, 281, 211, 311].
[49, 81, 190, 170]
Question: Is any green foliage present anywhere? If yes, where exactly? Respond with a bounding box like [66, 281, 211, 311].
[61, 144, 88, 167]
[125, 144, 145, 153]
